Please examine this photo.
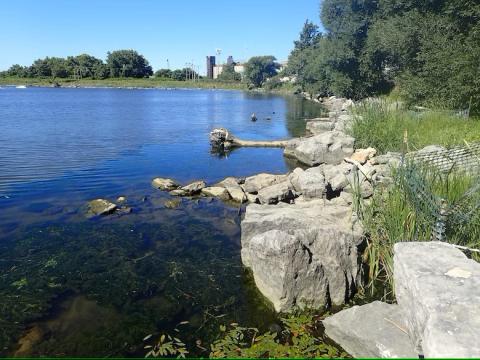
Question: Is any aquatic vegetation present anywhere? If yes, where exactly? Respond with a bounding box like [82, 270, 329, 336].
[148, 312, 348, 358]
[0, 214, 276, 356]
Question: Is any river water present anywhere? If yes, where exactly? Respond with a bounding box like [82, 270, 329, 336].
[0, 86, 325, 356]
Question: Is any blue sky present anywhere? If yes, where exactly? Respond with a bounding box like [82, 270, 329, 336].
[0, 0, 323, 74]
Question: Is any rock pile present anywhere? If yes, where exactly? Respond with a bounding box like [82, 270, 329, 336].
[323, 242, 480, 358]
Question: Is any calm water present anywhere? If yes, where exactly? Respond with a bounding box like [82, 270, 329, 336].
[0, 87, 324, 356]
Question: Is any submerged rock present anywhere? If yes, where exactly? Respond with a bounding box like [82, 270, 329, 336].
[152, 177, 180, 191]
[323, 301, 417, 358]
[164, 198, 182, 209]
[394, 242, 480, 357]
[241, 199, 363, 312]
[87, 199, 117, 217]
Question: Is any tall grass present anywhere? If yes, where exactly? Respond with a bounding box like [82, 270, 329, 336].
[360, 163, 480, 298]
[349, 101, 480, 153]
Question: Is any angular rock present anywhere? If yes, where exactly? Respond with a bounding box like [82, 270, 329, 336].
[284, 131, 354, 166]
[288, 166, 326, 199]
[323, 301, 417, 358]
[87, 199, 117, 216]
[201, 186, 230, 200]
[181, 180, 206, 195]
[241, 199, 363, 312]
[394, 242, 480, 358]
[349, 147, 377, 164]
[256, 180, 296, 204]
[216, 177, 246, 202]
[243, 173, 287, 194]
[306, 120, 334, 135]
[152, 177, 180, 191]
[323, 162, 354, 192]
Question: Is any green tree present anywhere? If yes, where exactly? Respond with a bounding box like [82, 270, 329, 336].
[106, 50, 153, 78]
[244, 56, 278, 87]
[154, 69, 173, 79]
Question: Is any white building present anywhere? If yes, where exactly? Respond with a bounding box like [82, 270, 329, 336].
[213, 64, 245, 79]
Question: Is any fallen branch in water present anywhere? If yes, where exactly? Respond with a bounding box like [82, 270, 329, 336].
[209, 128, 289, 149]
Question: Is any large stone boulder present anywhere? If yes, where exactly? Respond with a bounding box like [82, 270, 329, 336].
[306, 120, 335, 135]
[323, 301, 417, 358]
[243, 173, 287, 194]
[394, 242, 480, 357]
[288, 166, 326, 199]
[241, 199, 363, 312]
[284, 131, 354, 166]
[256, 180, 296, 205]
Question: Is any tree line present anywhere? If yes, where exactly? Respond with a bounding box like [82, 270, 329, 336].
[1, 50, 153, 80]
[286, 0, 480, 113]
[1, 50, 282, 86]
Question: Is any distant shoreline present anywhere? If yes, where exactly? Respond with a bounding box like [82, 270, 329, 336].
[0, 77, 249, 91]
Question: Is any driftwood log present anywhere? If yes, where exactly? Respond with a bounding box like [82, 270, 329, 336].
[209, 128, 289, 150]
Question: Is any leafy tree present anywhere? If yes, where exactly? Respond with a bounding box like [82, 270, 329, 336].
[154, 69, 173, 79]
[106, 50, 153, 78]
[6, 64, 27, 77]
[92, 63, 109, 79]
[67, 54, 104, 78]
[217, 64, 241, 81]
[171, 69, 185, 81]
[244, 56, 278, 87]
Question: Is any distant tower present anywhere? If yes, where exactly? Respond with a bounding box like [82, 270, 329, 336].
[227, 56, 234, 65]
[206, 56, 216, 79]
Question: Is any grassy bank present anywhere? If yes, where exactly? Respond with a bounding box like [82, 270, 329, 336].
[0, 76, 248, 90]
[350, 101, 480, 298]
[349, 101, 480, 153]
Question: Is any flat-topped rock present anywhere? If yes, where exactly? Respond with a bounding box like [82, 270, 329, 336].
[241, 199, 363, 312]
[201, 186, 230, 200]
[323, 301, 417, 358]
[152, 177, 180, 191]
[306, 120, 334, 135]
[394, 241, 480, 357]
[256, 180, 295, 204]
[243, 173, 287, 194]
[284, 131, 354, 166]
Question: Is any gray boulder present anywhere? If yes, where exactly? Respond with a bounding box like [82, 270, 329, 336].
[180, 180, 206, 195]
[323, 301, 417, 358]
[201, 186, 230, 201]
[323, 162, 354, 192]
[152, 177, 180, 191]
[217, 177, 246, 203]
[288, 166, 326, 199]
[394, 242, 480, 358]
[284, 131, 354, 166]
[256, 180, 296, 205]
[241, 199, 363, 312]
[243, 173, 287, 194]
[306, 120, 335, 135]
